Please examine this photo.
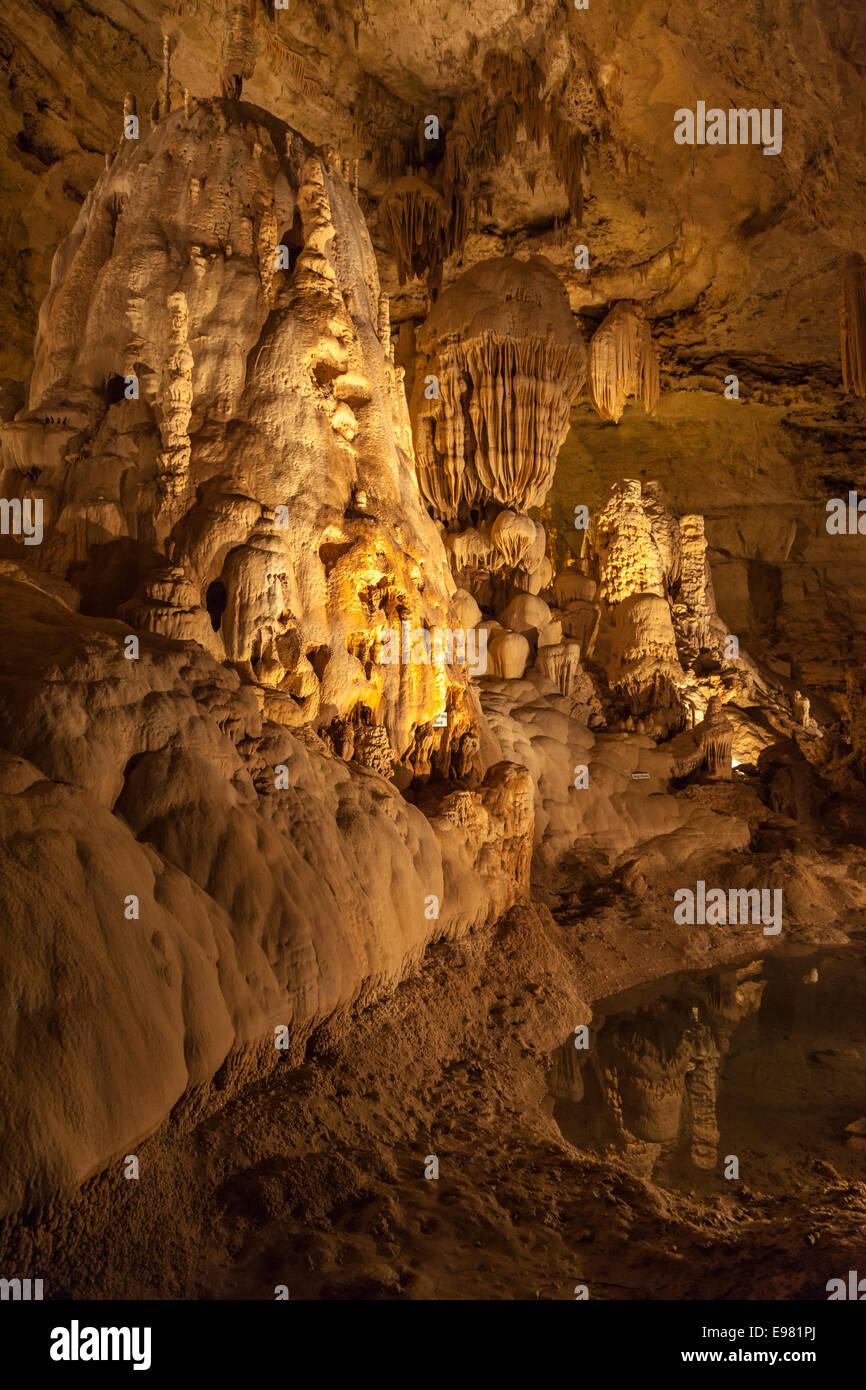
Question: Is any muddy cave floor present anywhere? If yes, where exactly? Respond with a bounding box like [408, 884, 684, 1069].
[5, 783, 866, 1304]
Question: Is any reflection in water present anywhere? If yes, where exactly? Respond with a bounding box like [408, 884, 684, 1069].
[548, 946, 866, 1185]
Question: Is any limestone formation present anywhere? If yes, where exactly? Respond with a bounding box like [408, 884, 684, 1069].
[2, 0, 866, 1310]
[378, 174, 450, 292]
[488, 510, 542, 573]
[2, 101, 469, 764]
[410, 257, 587, 519]
[534, 638, 583, 698]
[609, 593, 685, 720]
[698, 695, 734, 779]
[485, 629, 531, 680]
[588, 302, 660, 424]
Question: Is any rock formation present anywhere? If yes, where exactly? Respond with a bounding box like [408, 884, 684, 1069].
[409, 257, 587, 520]
[588, 301, 660, 424]
[378, 173, 450, 292]
[1, 0, 866, 1316]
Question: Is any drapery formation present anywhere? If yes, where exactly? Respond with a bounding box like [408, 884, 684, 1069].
[410, 258, 587, 520]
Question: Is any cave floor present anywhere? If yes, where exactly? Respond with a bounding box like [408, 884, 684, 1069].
[4, 897, 865, 1301]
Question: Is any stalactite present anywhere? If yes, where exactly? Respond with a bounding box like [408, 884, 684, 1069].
[260, 24, 307, 87]
[441, 91, 488, 256]
[483, 49, 545, 144]
[589, 301, 660, 424]
[411, 258, 587, 519]
[495, 100, 519, 160]
[219, 0, 257, 99]
[482, 49, 585, 225]
[841, 252, 866, 397]
[546, 111, 584, 224]
[381, 137, 402, 179]
[378, 175, 450, 291]
[536, 639, 584, 698]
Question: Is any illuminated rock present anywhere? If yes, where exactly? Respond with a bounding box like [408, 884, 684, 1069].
[410, 256, 587, 519]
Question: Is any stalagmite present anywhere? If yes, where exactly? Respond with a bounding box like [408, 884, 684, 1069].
[378, 174, 450, 291]
[160, 34, 172, 118]
[840, 252, 866, 397]
[589, 479, 667, 605]
[676, 514, 713, 651]
[377, 292, 392, 357]
[498, 593, 552, 640]
[589, 301, 660, 423]
[485, 629, 531, 680]
[698, 696, 734, 779]
[354, 724, 394, 778]
[608, 593, 685, 719]
[410, 257, 587, 519]
[535, 638, 584, 698]
[490, 510, 538, 569]
[451, 588, 482, 630]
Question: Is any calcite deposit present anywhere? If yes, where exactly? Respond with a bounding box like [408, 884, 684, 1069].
[409, 256, 587, 519]
[1, 0, 866, 1315]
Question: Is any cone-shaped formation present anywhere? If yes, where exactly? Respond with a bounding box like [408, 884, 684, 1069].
[589, 301, 660, 423]
[410, 257, 587, 519]
[840, 252, 866, 397]
[2, 98, 474, 762]
[608, 593, 684, 717]
[378, 174, 450, 291]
